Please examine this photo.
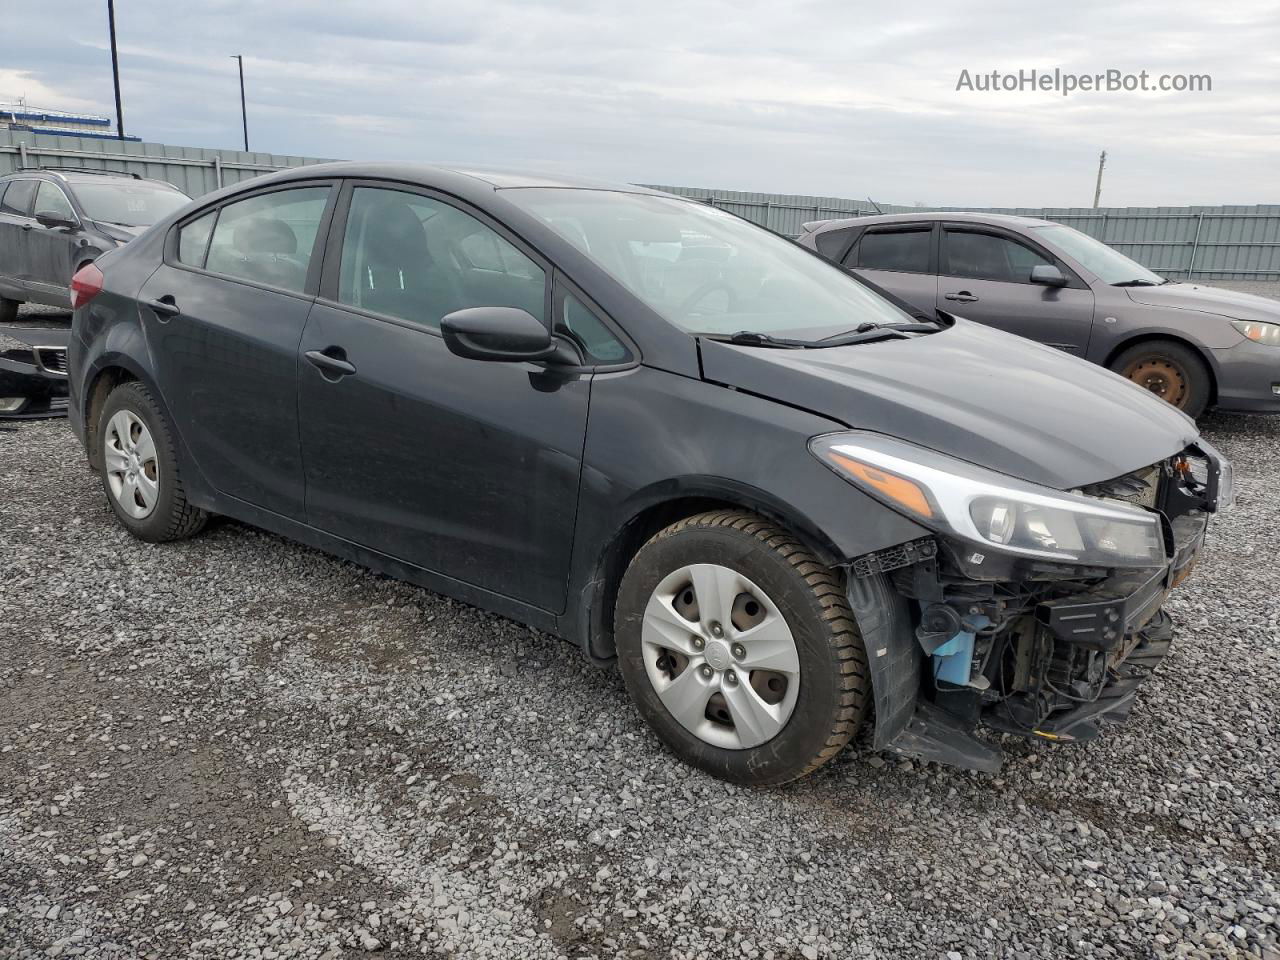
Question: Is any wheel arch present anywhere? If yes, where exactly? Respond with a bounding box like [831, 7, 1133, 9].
[571, 479, 844, 662]
[1103, 332, 1219, 407]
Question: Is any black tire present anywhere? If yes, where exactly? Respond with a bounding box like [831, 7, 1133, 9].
[0, 296, 18, 324]
[614, 510, 869, 785]
[96, 380, 208, 542]
[1110, 340, 1211, 418]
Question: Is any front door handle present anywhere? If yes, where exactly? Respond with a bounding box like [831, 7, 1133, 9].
[20, 223, 33, 232]
[944, 291, 979, 303]
[305, 348, 357, 379]
[147, 296, 181, 318]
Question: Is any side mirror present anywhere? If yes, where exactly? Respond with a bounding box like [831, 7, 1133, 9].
[441, 307, 556, 362]
[1030, 264, 1068, 287]
[36, 212, 78, 231]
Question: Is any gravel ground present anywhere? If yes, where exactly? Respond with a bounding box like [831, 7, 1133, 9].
[2, 295, 1279, 960]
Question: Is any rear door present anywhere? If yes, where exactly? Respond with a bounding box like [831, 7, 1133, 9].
[844, 223, 938, 315]
[0, 179, 38, 292]
[938, 225, 1095, 354]
[297, 181, 593, 612]
[29, 180, 79, 296]
[139, 181, 337, 520]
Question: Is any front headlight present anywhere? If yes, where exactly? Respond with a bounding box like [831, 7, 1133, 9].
[811, 432, 1166, 569]
[1231, 319, 1280, 346]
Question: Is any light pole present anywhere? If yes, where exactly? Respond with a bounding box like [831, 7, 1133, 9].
[232, 55, 249, 152]
[107, 0, 125, 139]
[1092, 150, 1107, 209]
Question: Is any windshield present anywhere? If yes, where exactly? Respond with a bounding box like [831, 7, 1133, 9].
[505, 189, 917, 337]
[73, 181, 190, 227]
[1033, 223, 1165, 286]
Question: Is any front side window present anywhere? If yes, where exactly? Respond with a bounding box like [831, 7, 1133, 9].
[177, 211, 217, 267]
[943, 230, 1054, 283]
[72, 181, 190, 228]
[204, 187, 330, 294]
[34, 182, 75, 221]
[857, 229, 932, 273]
[0, 180, 37, 217]
[505, 189, 916, 338]
[338, 187, 547, 330]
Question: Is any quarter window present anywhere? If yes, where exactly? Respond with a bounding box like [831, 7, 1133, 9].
[177, 211, 217, 268]
[0, 180, 37, 217]
[560, 294, 630, 364]
[857, 229, 932, 273]
[204, 187, 330, 294]
[338, 187, 547, 330]
[943, 230, 1054, 283]
[34, 182, 75, 222]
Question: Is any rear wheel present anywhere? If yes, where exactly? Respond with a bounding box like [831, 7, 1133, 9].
[614, 510, 869, 785]
[1110, 340, 1210, 417]
[0, 296, 19, 324]
[97, 381, 208, 542]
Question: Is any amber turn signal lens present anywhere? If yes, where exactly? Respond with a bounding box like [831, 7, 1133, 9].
[828, 452, 934, 519]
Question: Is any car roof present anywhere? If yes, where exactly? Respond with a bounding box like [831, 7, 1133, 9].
[256, 161, 673, 197]
[806, 210, 1056, 233]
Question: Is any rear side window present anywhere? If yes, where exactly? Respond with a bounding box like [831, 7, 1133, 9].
[34, 182, 75, 221]
[337, 186, 547, 331]
[857, 229, 931, 273]
[942, 230, 1054, 283]
[813, 227, 854, 260]
[0, 180, 37, 217]
[204, 187, 330, 294]
[177, 211, 217, 267]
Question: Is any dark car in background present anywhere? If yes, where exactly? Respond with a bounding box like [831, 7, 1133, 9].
[68, 163, 1230, 783]
[0, 168, 190, 322]
[800, 212, 1280, 417]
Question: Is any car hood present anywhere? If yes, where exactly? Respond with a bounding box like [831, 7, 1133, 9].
[1125, 282, 1280, 323]
[91, 221, 148, 244]
[698, 318, 1198, 490]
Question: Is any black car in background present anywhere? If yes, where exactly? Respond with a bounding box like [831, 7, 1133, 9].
[68, 163, 1230, 784]
[0, 168, 190, 322]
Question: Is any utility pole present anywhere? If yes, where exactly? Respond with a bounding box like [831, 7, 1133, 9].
[232, 55, 249, 152]
[1092, 150, 1107, 208]
[107, 0, 125, 139]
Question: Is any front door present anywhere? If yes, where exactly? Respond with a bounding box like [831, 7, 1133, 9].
[0, 179, 38, 294]
[298, 183, 590, 613]
[140, 183, 336, 520]
[28, 180, 79, 296]
[937, 226, 1095, 354]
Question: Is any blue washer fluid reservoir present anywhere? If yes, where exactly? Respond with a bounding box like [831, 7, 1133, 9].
[931, 615, 991, 687]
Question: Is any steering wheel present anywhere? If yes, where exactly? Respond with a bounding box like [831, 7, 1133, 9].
[679, 281, 737, 315]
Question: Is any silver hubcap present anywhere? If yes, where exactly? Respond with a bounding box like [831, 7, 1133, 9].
[641, 563, 800, 750]
[104, 410, 159, 519]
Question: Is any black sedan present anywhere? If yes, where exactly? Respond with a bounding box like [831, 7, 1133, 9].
[67, 163, 1230, 783]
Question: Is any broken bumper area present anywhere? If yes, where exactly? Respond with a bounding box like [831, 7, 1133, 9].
[0, 327, 70, 420]
[849, 510, 1208, 774]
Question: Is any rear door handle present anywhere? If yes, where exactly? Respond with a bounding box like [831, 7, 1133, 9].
[944, 291, 979, 303]
[147, 296, 181, 317]
[305, 349, 357, 379]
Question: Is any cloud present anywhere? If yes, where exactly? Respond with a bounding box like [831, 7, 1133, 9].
[4, 0, 1277, 205]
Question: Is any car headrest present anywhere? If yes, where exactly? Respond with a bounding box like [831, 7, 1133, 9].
[233, 217, 298, 255]
[364, 201, 432, 269]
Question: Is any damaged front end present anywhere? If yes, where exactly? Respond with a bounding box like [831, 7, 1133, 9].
[0, 325, 71, 420]
[816, 432, 1232, 773]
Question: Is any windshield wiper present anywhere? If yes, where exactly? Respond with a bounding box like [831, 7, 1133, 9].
[712, 331, 811, 349]
[1111, 279, 1163, 287]
[707, 322, 933, 350]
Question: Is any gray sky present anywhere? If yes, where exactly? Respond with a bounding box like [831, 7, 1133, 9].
[4, 0, 1278, 207]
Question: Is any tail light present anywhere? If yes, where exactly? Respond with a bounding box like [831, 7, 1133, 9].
[70, 262, 104, 310]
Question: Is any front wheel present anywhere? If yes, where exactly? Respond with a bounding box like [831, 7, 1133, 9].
[1110, 340, 1211, 418]
[614, 510, 869, 785]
